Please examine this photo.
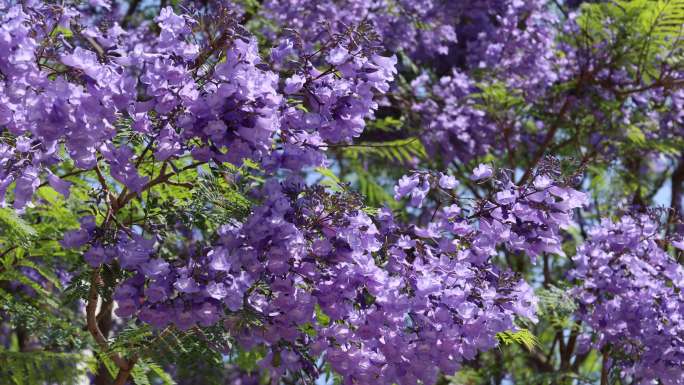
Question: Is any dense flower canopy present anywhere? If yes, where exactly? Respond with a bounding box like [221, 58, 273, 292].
[570, 215, 684, 384]
[2, 1, 684, 385]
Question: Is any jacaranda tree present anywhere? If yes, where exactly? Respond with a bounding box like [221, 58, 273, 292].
[2, 0, 684, 384]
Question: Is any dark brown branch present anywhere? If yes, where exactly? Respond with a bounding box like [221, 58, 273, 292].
[668, 156, 684, 229]
[192, 32, 229, 71]
[600, 349, 610, 385]
[121, 0, 143, 28]
[86, 271, 130, 371]
[87, 270, 139, 384]
[116, 161, 204, 210]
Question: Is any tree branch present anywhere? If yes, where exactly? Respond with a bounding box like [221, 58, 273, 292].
[86, 270, 133, 372]
[668, 156, 684, 230]
[600, 349, 610, 385]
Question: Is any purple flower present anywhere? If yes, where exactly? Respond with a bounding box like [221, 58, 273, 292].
[61, 216, 96, 249]
[533, 174, 553, 190]
[84, 245, 108, 267]
[61, 229, 90, 249]
[46, 170, 72, 199]
[154, 125, 182, 161]
[394, 174, 420, 200]
[145, 282, 169, 303]
[117, 234, 155, 269]
[284, 74, 306, 94]
[326, 46, 349, 65]
[14, 167, 40, 209]
[495, 189, 517, 205]
[206, 282, 228, 300]
[439, 173, 459, 189]
[673, 239, 684, 250]
[394, 174, 430, 207]
[141, 258, 170, 277]
[208, 249, 231, 271]
[174, 277, 200, 293]
[61, 47, 107, 84]
[470, 164, 493, 181]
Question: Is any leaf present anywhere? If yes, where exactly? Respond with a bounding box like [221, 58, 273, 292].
[538, 285, 579, 329]
[0, 351, 93, 385]
[131, 363, 152, 385]
[626, 125, 647, 146]
[97, 352, 119, 380]
[315, 167, 342, 185]
[185, 173, 252, 228]
[343, 137, 427, 164]
[355, 167, 395, 208]
[367, 116, 404, 132]
[298, 322, 317, 337]
[233, 346, 267, 373]
[579, 0, 684, 68]
[147, 361, 176, 385]
[0, 270, 50, 297]
[15, 259, 62, 290]
[315, 303, 331, 327]
[314, 167, 344, 191]
[496, 329, 541, 352]
[110, 323, 153, 355]
[50, 26, 73, 38]
[0, 208, 36, 248]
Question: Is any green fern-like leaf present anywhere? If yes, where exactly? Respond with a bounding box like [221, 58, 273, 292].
[0, 208, 36, 249]
[617, 0, 684, 38]
[355, 167, 396, 208]
[496, 329, 541, 352]
[110, 323, 153, 355]
[147, 360, 177, 385]
[314, 167, 345, 191]
[538, 285, 579, 329]
[580, 0, 684, 65]
[343, 137, 427, 164]
[0, 351, 94, 385]
[15, 260, 62, 290]
[131, 359, 176, 385]
[187, 173, 252, 228]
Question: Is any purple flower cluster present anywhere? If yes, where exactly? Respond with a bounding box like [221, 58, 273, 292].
[258, 0, 564, 171]
[178, 36, 282, 165]
[461, 0, 562, 98]
[102, 174, 542, 385]
[0, 2, 397, 209]
[395, 168, 587, 260]
[86, 162, 587, 384]
[476, 174, 588, 259]
[259, 0, 457, 60]
[0, 4, 94, 208]
[0, 3, 158, 206]
[259, 0, 557, 75]
[10, 1, 682, 383]
[267, 28, 397, 171]
[411, 71, 500, 164]
[570, 215, 684, 384]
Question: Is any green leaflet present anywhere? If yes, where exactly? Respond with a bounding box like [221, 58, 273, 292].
[131, 359, 177, 385]
[0, 208, 36, 249]
[580, 0, 684, 61]
[342, 137, 427, 164]
[538, 285, 579, 330]
[0, 351, 94, 385]
[496, 329, 541, 352]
